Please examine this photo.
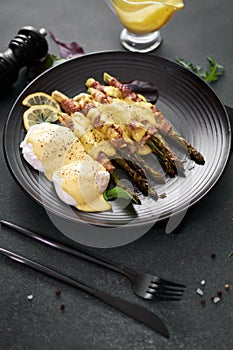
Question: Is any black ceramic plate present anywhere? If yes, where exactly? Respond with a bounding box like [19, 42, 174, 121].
[3, 52, 231, 227]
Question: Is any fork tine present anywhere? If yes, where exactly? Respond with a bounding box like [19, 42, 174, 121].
[147, 288, 184, 299]
[149, 283, 185, 293]
[146, 292, 183, 301]
[153, 278, 186, 288]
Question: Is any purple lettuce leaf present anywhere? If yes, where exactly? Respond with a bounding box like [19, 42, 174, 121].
[26, 32, 85, 82]
[49, 31, 85, 58]
[122, 79, 159, 104]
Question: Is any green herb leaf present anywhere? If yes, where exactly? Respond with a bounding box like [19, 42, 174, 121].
[204, 57, 224, 83]
[175, 56, 224, 83]
[104, 186, 138, 204]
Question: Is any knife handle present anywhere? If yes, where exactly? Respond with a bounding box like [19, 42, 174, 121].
[0, 247, 169, 337]
[0, 247, 95, 294]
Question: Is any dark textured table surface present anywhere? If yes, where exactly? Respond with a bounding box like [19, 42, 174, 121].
[0, 1, 233, 349]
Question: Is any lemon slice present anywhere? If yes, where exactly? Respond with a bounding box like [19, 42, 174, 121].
[22, 92, 61, 110]
[23, 105, 59, 131]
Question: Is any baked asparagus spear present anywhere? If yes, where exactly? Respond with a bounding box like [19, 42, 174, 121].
[113, 157, 158, 201]
[86, 78, 185, 176]
[103, 72, 205, 165]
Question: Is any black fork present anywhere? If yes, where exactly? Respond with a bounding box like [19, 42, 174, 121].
[1, 220, 186, 301]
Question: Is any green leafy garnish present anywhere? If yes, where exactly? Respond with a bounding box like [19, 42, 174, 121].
[176, 56, 224, 83]
[104, 186, 139, 204]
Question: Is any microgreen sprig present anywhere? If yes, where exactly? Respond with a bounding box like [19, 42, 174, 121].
[176, 56, 224, 83]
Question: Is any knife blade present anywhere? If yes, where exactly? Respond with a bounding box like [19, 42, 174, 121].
[0, 247, 169, 338]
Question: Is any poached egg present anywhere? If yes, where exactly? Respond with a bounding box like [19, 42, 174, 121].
[20, 122, 111, 212]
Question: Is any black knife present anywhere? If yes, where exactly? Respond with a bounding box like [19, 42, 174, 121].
[0, 247, 169, 338]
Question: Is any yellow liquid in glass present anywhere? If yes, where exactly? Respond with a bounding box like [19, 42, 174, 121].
[112, 0, 184, 35]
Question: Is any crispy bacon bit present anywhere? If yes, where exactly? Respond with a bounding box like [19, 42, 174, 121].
[129, 120, 146, 133]
[97, 152, 115, 172]
[59, 113, 74, 131]
[141, 133, 154, 145]
[93, 116, 104, 128]
[89, 88, 110, 104]
[82, 102, 96, 115]
[110, 138, 127, 149]
[61, 98, 80, 115]
[141, 120, 157, 135]
[112, 124, 123, 138]
[89, 80, 106, 93]
[109, 77, 138, 101]
[151, 106, 172, 135]
[98, 123, 124, 141]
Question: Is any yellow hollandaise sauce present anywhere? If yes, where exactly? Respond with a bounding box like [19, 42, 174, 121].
[25, 123, 85, 181]
[56, 155, 111, 212]
[112, 0, 184, 35]
[87, 100, 156, 154]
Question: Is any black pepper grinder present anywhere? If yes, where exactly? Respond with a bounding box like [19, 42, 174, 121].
[0, 26, 48, 86]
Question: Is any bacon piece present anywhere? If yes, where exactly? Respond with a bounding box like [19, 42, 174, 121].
[61, 98, 80, 115]
[108, 77, 138, 101]
[151, 106, 172, 135]
[97, 152, 115, 172]
[58, 113, 74, 132]
[110, 137, 127, 149]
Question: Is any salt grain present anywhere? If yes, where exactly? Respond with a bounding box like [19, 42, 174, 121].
[213, 296, 220, 304]
[196, 288, 204, 296]
[27, 294, 33, 300]
[200, 280, 206, 286]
